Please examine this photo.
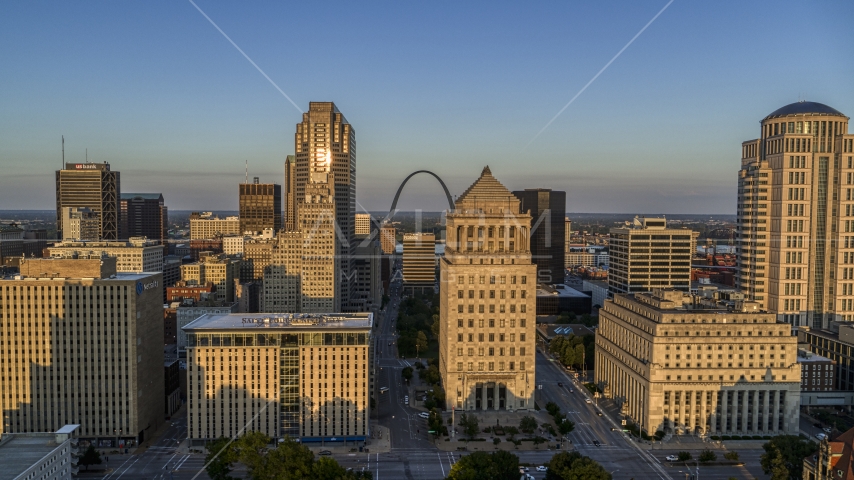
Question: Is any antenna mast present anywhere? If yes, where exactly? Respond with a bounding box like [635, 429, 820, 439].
[245, 160, 248, 184]
[61, 135, 64, 168]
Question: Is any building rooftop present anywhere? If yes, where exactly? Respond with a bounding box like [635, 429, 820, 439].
[537, 284, 589, 298]
[764, 101, 846, 120]
[183, 312, 373, 331]
[797, 349, 834, 363]
[0, 433, 64, 480]
[120, 193, 163, 200]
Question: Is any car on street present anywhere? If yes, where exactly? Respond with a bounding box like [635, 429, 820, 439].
[593, 440, 601, 447]
[824, 427, 832, 433]
[519, 466, 529, 472]
[536, 466, 548, 472]
[665, 455, 679, 462]
[816, 433, 828, 441]
[379, 387, 389, 394]
[558, 382, 563, 387]
[319, 450, 332, 456]
[418, 412, 430, 418]
[404, 396, 409, 405]
[585, 398, 592, 404]
[569, 389, 574, 393]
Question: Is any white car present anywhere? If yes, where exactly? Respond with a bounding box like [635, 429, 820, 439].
[404, 396, 409, 405]
[519, 466, 529, 472]
[536, 466, 548, 472]
[418, 412, 430, 418]
[816, 433, 828, 441]
[665, 455, 679, 462]
[585, 398, 593, 404]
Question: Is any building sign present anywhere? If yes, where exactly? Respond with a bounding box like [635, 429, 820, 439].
[136, 280, 159, 295]
[74, 164, 99, 170]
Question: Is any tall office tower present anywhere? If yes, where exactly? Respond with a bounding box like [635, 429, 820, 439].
[55, 162, 119, 241]
[353, 239, 382, 312]
[439, 167, 537, 411]
[61, 207, 100, 241]
[284, 155, 296, 232]
[241, 238, 275, 282]
[180, 252, 240, 303]
[0, 224, 24, 265]
[239, 178, 282, 235]
[355, 213, 372, 237]
[0, 257, 164, 442]
[736, 101, 853, 328]
[512, 189, 566, 284]
[294, 102, 356, 310]
[608, 217, 694, 295]
[263, 231, 303, 313]
[47, 237, 163, 273]
[594, 289, 801, 436]
[184, 312, 372, 444]
[120, 193, 167, 244]
[564, 217, 572, 268]
[189, 212, 241, 240]
[402, 233, 436, 295]
[380, 224, 397, 255]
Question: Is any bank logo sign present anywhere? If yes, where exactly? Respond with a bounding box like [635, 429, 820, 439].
[136, 280, 159, 295]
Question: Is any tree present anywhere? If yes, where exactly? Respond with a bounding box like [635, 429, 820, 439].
[430, 314, 440, 339]
[205, 437, 236, 480]
[258, 437, 316, 480]
[446, 451, 519, 480]
[459, 413, 480, 440]
[545, 451, 611, 480]
[402, 366, 413, 382]
[677, 451, 692, 461]
[312, 457, 348, 479]
[557, 419, 575, 436]
[760, 435, 816, 480]
[723, 451, 739, 461]
[545, 402, 561, 417]
[765, 445, 791, 480]
[519, 415, 538, 434]
[79, 445, 103, 471]
[699, 449, 717, 463]
[415, 331, 428, 356]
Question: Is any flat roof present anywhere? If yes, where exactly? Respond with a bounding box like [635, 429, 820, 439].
[0, 434, 62, 480]
[183, 312, 373, 331]
[798, 351, 834, 363]
[537, 284, 589, 298]
[1, 272, 160, 282]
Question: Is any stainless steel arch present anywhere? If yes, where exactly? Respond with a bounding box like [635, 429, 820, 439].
[385, 170, 454, 221]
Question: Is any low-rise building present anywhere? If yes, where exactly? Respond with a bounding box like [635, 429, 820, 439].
[176, 299, 239, 355]
[0, 425, 80, 480]
[595, 289, 801, 437]
[47, 237, 163, 273]
[189, 212, 240, 240]
[582, 279, 610, 310]
[798, 349, 836, 392]
[180, 253, 240, 303]
[799, 325, 854, 391]
[803, 425, 854, 480]
[183, 312, 372, 445]
[536, 283, 592, 316]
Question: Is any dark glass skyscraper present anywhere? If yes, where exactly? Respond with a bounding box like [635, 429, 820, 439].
[55, 162, 119, 241]
[239, 178, 282, 235]
[120, 192, 167, 243]
[512, 188, 566, 284]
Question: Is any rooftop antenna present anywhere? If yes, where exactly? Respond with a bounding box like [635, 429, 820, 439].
[61, 135, 64, 169]
[245, 160, 248, 184]
[86, 148, 88, 163]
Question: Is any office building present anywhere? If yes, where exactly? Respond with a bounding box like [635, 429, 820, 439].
[284, 155, 296, 232]
[736, 101, 853, 329]
[222, 235, 244, 256]
[353, 240, 382, 312]
[0, 257, 164, 443]
[22, 229, 47, 259]
[512, 189, 566, 284]
[355, 213, 372, 237]
[47, 237, 163, 273]
[380, 224, 396, 255]
[164, 351, 181, 417]
[402, 233, 436, 294]
[189, 212, 241, 240]
[565, 245, 609, 269]
[797, 349, 835, 392]
[188, 239, 223, 260]
[236, 281, 261, 314]
[167, 281, 216, 303]
[595, 289, 801, 436]
[55, 162, 119, 241]
[120, 193, 167, 244]
[162, 256, 182, 288]
[293, 102, 356, 310]
[241, 238, 276, 283]
[60, 207, 99, 242]
[535, 284, 592, 316]
[0, 224, 24, 265]
[439, 167, 537, 411]
[175, 299, 238, 355]
[239, 178, 282, 235]
[183, 312, 372, 444]
[799, 325, 854, 392]
[0, 425, 79, 480]
[608, 217, 694, 295]
[180, 253, 240, 303]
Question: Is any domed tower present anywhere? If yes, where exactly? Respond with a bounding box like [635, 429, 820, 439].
[737, 101, 853, 329]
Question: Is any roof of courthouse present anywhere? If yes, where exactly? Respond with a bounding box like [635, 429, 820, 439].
[454, 166, 521, 210]
[764, 101, 846, 120]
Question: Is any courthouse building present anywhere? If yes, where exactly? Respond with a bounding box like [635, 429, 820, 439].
[595, 289, 801, 436]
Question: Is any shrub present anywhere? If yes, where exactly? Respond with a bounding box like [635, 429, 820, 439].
[677, 451, 692, 461]
[483, 427, 492, 433]
[724, 451, 739, 461]
[493, 438, 501, 445]
[721, 435, 731, 440]
[711, 435, 721, 441]
[699, 450, 716, 463]
[752, 435, 763, 440]
[654, 430, 666, 441]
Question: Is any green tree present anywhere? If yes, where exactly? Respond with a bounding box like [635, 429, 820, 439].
[765, 445, 791, 480]
[545, 402, 561, 417]
[723, 451, 739, 461]
[430, 314, 440, 339]
[233, 431, 271, 478]
[760, 435, 816, 480]
[79, 445, 103, 471]
[557, 419, 575, 435]
[699, 449, 716, 463]
[677, 451, 692, 461]
[205, 437, 237, 480]
[519, 415, 538, 434]
[545, 451, 611, 480]
[459, 413, 480, 440]
[402, 366, 413, 382]
[446, 451, 519, 480]
[258, 437, 316, 480]
[311, 457, 347, 479]
[415, 331, 428, 356]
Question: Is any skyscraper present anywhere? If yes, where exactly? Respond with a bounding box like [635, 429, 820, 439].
[736, 101, 853, 328]
[120, 193, 168, 244]
[355, 213, 372, 237]
[239, 178, 282, 235]
[294, 102, 356, 310]
[608, 217, 694, 295]
[55, 162, 119, 241]
[284, 155, 296, 232]
[402, 232, 435, 295]
[512, 189, 566, 284]
[439, 167, 537, 411]
[380, 224, 397, 255]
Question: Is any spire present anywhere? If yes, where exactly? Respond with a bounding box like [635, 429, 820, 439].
[481, 165, 492, 176]
[455, 166, 518, 209]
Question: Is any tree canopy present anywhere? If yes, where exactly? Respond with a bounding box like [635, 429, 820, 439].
[79, 445, 102, 471]
[545, 451, 611, 480]
[760, 436, 816, 480]
[446, 451, 519, 480]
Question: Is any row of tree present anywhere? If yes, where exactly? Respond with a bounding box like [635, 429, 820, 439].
[548, 333, 595, 371]
[205, 433, 371, 480]
[445, 451, 611, 480]
[396, 294, 439, 358]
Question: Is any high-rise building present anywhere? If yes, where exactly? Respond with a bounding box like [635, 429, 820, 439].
[402, 233, 436, 294]
[61, 207, 100, 241]
[0, 224, 24, 265]
[439, 167, 537, 411]
[294, 102, 356, 310]
[189, 212, 241, 240]
[608, 217, 694, 295]
[175, 299, 238, 355]
[380, 224, 396, 255]
[47, 237, 163, 273]
[0, 257, 164, 443]
[594, 289, 801, 436]
[736, 101, 853, 328]
[120, 193, 167, 244]
[239, 178, 282, 235]
[180, 252, 240, 303]
[564, 217, 572, 268]
[284, 155, 296, 232]
[353, 239, 382, 312]
[512, 189, 566, 284]
[241, 237, 275, 283]
[355, 213, 372, 237]
[184, 312, 372, 444]
[55, 162, 119, 241]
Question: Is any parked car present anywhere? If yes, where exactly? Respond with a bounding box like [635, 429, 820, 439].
[418, 412, 430, 418]
[519, 466, 529, 472]
[585, 398, 593, 404]
[319, 450, 332, 456]
[665, 455, 679, 462]
[593, 440, 601, 447]
[816, 433, 828, 441]
[404, 396, 409, 405]
[814, 422, 823, 428]
[536, 466, 548, 472]
[569, 389, 574, 393]
[824, 427, 832, 433]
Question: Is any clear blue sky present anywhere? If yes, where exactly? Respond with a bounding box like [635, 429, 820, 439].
[1, 0, 852, 214]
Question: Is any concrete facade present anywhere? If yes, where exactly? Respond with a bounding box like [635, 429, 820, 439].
[47, 238, 163, 274]
[189, 213, 240, 240]
[608, 217, 694, 295]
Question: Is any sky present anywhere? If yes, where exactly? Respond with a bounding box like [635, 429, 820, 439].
[1, 0, 852, 214]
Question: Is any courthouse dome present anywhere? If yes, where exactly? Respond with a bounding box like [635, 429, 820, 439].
[764, 101, 846, 120]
